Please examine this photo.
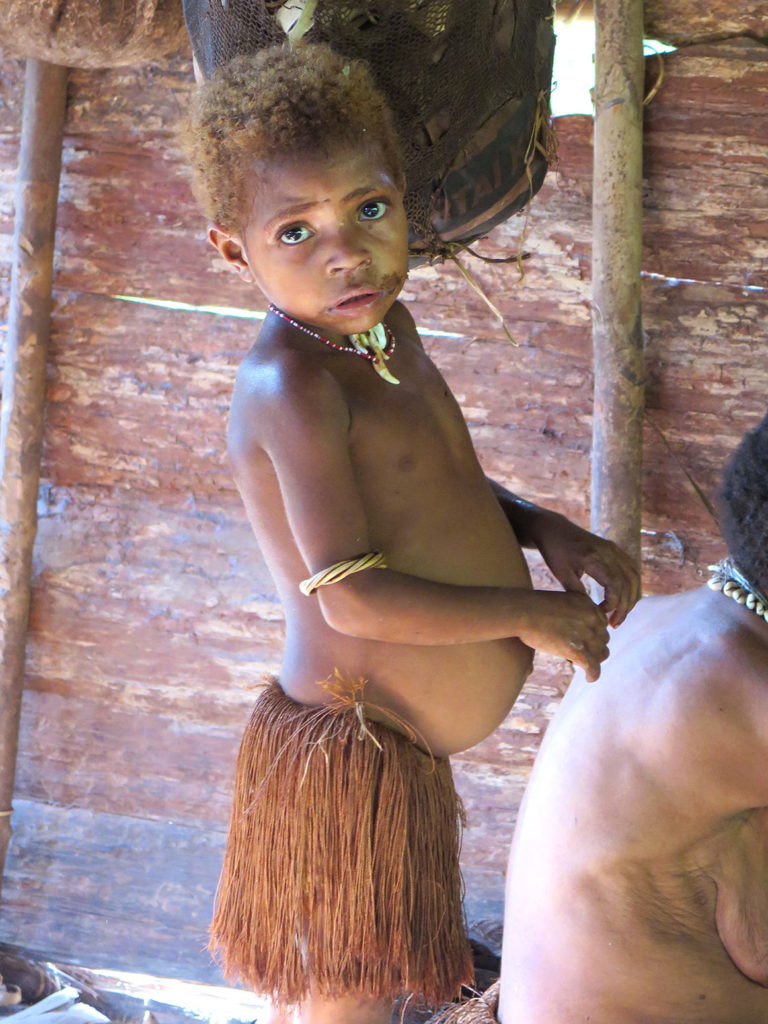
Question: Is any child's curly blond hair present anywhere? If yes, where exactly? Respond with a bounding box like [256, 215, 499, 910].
[180, 43, 404, 232]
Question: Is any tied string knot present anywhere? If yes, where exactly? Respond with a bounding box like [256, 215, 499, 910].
[318, 670, 436, 773]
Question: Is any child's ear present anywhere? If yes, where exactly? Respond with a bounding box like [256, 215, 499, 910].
[207, 223, 254, 283]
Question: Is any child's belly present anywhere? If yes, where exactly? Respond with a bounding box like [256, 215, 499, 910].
[281, 630, 533, 757]
[281, 475, 535, 754]
[360, 636, 534, 755]
[370, 467, 531, 590]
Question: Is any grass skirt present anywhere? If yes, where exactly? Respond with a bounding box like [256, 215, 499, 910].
[210, 678, 473, 1007]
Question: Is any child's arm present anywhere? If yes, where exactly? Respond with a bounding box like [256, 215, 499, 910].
[487, 479, 641, 628]
[230, 357, 611, 680]
[385, 304, 638, 629]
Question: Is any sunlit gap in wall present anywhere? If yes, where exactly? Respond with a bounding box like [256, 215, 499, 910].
[641, 270, 767, 293]
[551, 12, 676, 118]
[113, 293, 466, 339]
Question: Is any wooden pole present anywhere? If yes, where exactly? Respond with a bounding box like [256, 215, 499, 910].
[0, 60, 68, 890]
[590, 0, 645, 567]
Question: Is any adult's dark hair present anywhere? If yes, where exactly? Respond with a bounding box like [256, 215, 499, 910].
[720, 410, 768, 594]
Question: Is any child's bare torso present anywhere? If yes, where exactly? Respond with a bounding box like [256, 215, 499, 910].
[229, 302, 534, 755]
[500, 588, 768, 1023]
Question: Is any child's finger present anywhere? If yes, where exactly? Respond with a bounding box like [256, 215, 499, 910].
[568, 624, 609, 681]
[558, 566, 588, 594]
[598, 555, 641, 626]
[601, 589, 623, 626]
[574, 644, 602, 682]
[607, 572, 641, 626]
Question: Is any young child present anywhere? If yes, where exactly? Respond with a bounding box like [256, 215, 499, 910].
[182, 43, 640, 1024]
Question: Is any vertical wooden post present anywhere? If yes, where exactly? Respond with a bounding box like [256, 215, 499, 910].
[590, 0, 645, 567]
[0, 60, 68, 889]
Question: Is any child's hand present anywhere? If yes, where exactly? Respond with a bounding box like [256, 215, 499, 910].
[528, 513, 641, 628]
[517, 590, 610, 682]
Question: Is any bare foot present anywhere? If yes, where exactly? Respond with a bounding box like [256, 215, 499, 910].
[260, 990, 394, 1023]
[262, 1004, 294, 1024]
[298, 993, 394, 1024]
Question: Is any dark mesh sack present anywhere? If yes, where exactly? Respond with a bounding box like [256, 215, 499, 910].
[182, 0, 555, 261]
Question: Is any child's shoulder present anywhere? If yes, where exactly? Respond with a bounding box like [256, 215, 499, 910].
[228, 323, 348, 457]
[234, 319, 338, 397]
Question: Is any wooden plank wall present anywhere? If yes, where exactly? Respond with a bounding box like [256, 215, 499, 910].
[644, 0, 768, 45]
[0, 28, 766, 977]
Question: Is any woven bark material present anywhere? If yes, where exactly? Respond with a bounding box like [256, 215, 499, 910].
[210, 678, 473, 1006]
[428, 980, 500, 1022]
[0, 0, 187, 67]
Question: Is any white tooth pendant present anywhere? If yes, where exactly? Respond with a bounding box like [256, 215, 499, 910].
[349, 323, 400, 384]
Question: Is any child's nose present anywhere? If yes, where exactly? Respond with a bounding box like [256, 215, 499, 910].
[327, 225, 372, 275]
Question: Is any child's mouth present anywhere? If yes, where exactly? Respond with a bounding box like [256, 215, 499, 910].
[332, 291, 382, 312]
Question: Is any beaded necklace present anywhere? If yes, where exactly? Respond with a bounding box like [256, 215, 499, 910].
[707, 557, 768, 623]
[268, 304, 399, 385]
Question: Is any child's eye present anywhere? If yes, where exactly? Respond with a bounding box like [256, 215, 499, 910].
[279, 225, 312, 245]
[359, 200, 387, 222]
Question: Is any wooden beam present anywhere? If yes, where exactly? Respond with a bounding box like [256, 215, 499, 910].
[590, 0, 645, 567]
[0, 60, 68, 890]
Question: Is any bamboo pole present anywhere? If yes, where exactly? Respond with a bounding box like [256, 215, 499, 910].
[590, 0, 645, 567]
[0, 60, 68, 890]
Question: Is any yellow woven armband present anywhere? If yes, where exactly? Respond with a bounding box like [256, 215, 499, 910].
[299, 551, 387, 597]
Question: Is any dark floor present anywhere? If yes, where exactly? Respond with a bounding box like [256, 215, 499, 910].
[0, 942, 499, 1024]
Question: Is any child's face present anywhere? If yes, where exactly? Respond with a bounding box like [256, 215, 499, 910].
[213, 145, 409, 338]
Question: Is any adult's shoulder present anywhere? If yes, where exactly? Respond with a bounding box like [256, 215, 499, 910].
[553, 589, 768, 823]
[680, 590, 768, 692]
[583, 589, 757, 744]
[627, 589, 767, 707]
[707, 604, 768, 706]
[646, 590, 768, 812]
[696, 610, 768, 811]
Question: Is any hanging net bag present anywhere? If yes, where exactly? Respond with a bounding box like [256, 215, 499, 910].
[182, 0, 556, 262]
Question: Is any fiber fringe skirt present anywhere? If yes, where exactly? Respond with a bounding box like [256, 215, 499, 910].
[209, 678, 473, 1007]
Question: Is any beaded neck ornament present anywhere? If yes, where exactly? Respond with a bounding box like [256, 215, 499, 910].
[268, 304, 399, 385]
[707, 557, 768, 624]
